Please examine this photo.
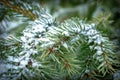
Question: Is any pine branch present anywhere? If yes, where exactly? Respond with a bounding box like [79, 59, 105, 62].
[0, 1, 119, 80]
[0, 0, 37, 20]
[1, 17, 118, 79]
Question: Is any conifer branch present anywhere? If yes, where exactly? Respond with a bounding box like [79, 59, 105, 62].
[0, 1, 119, 80]
[0, 0, 37, 20]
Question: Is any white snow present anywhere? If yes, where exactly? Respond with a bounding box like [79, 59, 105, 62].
[94, 46, 102, 51]
[20, 60, 28, 67]
[33, 24, 45, 33]
[62, 31, 70, 36]
[21, 36, 27, 42]
[39, 38, 50, 42]
[63, 43, 68, 49]
[7, 56, 14, 61]
[96, 50, 103, 55]
[94, 35, 104, 45]
[86, 29, 98, 36]
[24, 32, 34, 37]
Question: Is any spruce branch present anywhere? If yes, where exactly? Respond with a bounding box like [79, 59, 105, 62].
[0, 1, 119, 80]
[1, 17, 117, 79]
[41, 17, 117, 77]
[0, 0, 37, 20]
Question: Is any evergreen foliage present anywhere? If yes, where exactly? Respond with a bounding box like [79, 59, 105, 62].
[0, 0, 120, 80]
